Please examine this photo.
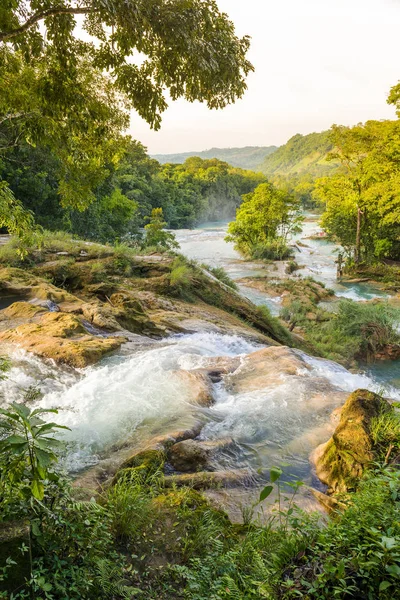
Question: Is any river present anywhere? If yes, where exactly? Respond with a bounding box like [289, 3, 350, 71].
[1, 215, 399, 516]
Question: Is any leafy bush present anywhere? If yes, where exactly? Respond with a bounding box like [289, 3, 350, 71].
[280, 468, 400, 599]
[308, 300, 400, 362]
[251, 239, 294, 261]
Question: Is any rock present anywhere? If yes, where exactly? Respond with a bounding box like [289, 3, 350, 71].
[0, 267, 81, 309]
[119, 448, 165, 473]
[374, 343, 400, 361]
[171, 370, 214, 406]
[227, 345, 310, 392]
[310, 488, 346, 513]
[81, 302, 122, 331]
[168, 438, 236, 472]
[168, 439, 211, 472]
[313, 389, 392, 493]
[3, 301, 46, 320]
[0, 520, 30, 595]
[163, 468, 255, 490]
[0, 311, 124, 368]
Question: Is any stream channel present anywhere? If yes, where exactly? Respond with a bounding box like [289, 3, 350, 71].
[1, 214, 399, 517]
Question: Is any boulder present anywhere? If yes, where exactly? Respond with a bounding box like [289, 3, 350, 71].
[168, 439, 211, 472]
[3, 301, 46, 320]
[313, 389, 392, 493]
[171, 370, 214, 406]
[81, 302, 122, 331]
[0, 311, 124, 368]
[163, 468, 255, 490]
[227, 345, 310, 392]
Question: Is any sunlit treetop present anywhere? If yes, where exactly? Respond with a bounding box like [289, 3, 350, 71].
[0, 0, 254, 130]
[388, 82, 400, 119]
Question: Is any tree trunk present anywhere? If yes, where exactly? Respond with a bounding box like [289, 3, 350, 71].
[355, 206, 362, 264]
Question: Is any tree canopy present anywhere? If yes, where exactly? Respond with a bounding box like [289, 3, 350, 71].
[0, 0, 253, 130]
[0, 0, 253, 240]
[226, 182, 302, 260]
[314, 119, 400, 262]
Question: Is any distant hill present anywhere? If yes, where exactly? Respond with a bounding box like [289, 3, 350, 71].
[258, 131, 337, 177]
[152, 146, 278, 171]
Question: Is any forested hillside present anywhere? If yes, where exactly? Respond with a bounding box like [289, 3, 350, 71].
[256, 131, 341, 207]
[152, 145, 277, 170]
[258, 131, 336, 176]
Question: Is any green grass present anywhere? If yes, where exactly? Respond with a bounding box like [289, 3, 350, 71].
[201, 264, 238, 290]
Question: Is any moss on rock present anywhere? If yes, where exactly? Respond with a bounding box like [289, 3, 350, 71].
[0, 311, 124, 367]
[314, 389, 392, 493]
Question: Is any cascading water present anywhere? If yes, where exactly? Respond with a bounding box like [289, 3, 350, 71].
[2, 333, 398, 485]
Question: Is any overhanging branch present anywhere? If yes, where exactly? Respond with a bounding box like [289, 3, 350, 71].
[0, 7, 93, 42]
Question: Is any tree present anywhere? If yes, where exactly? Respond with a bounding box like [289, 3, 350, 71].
[143, 207, 179, 250]
[0, 1, 253, 239]
[225, 182, 302, 259]
[314, 120, 400, 263]
[0, 0, 253, 130]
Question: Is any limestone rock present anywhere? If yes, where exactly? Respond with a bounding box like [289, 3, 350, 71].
[163, 468, 255, 489]
[313, 389, 392, 493]
[227, 345, 310, 392]
[3, 301, 46, 320]
[0, 311, 124, 368]
[171, 370, 214, 406]
[81, 302, 122, 331]
[168, 439, 211, 472]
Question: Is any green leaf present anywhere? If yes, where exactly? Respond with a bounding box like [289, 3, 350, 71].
[31, 521, 41, 537]
[379, 581, 392, 592]
[31, 479, 45, 500]
[259, 485, 274, 502]
[386, 565, 400, 576]
[3, 434, 27, 445]
[270, 467, 283, 483]
[36, 422, 70, 435]
[31, 408, 59, 417]
[35, 447, 55, 468]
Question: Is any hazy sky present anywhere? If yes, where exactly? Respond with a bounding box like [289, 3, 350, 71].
[128, 0, 400, 154]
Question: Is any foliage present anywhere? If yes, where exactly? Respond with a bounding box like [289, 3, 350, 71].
[259, 131, 337, 177]
[0, 0, 253, 131]
[314, 120, 400, 263]
[280, 468, 400, 599]
[0, 143, 265, 242]
[226, 182, 302, 260]
[370, 410, 400, 460]
[305, 300, 400, 364]
[143, 208, 180, 251]
[0, 1, 253, 238]
[202, 264, 238, 290]
[0, 402, 68, 505]
[285, 260, 300, 274]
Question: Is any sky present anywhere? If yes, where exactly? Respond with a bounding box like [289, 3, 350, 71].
[128, 0, 400, 155]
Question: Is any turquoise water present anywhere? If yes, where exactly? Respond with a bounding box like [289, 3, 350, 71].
[175, 216, 389, 312]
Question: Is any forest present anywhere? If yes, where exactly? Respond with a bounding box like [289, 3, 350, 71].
[0, 142, 264, 241]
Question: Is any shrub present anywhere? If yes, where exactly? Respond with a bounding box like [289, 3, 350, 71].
[285, 260, 300, 274]
[251, 239, 294, 261]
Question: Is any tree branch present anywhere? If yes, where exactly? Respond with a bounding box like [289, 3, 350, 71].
[0, 6, 93, 42]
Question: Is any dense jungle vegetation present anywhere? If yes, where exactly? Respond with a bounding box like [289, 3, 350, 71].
[0, 142, 265, 240]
